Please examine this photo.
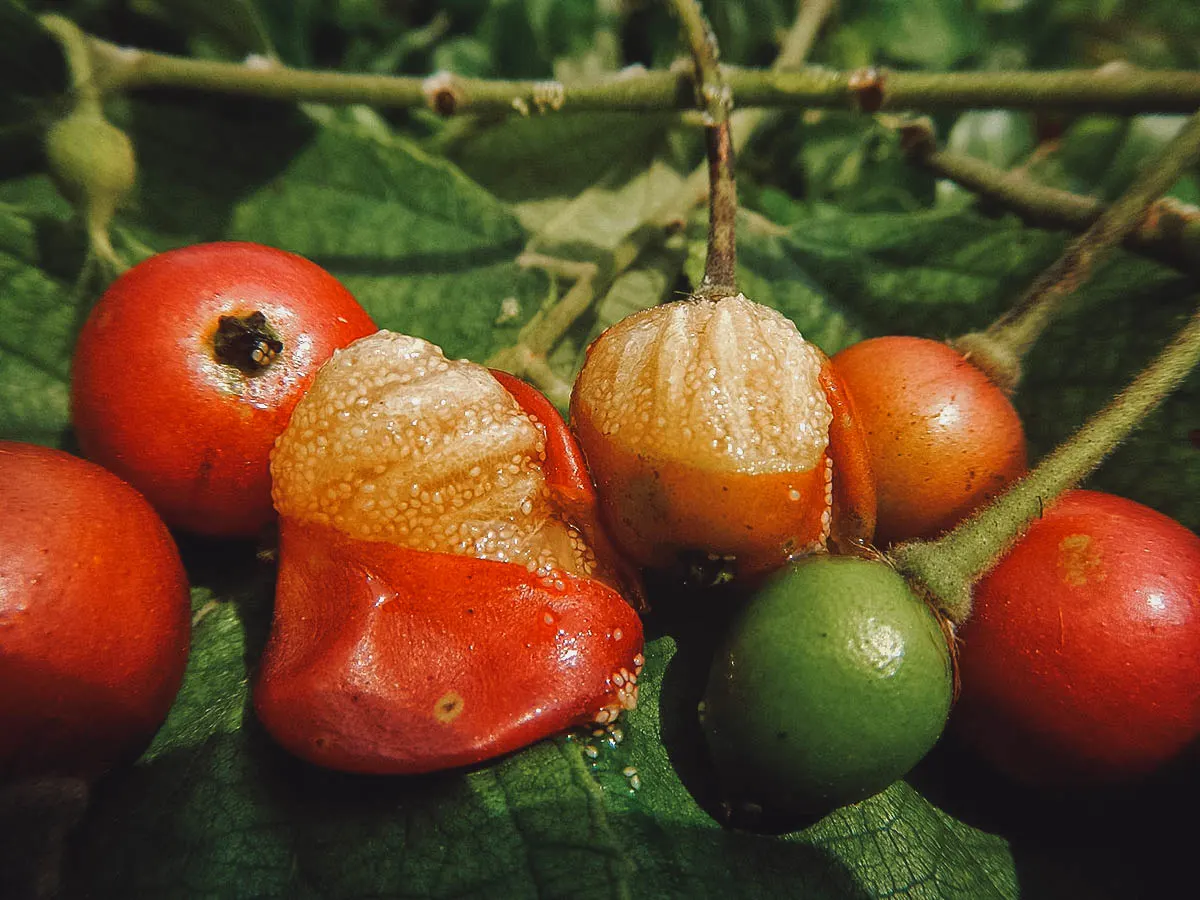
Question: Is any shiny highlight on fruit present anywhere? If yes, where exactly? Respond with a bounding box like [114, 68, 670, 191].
[831, 336, 1027, 545]
[702, 555, 953, 815]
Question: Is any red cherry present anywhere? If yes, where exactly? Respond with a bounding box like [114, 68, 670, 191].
[955, 490, 1200, 785]
[71, 242, 376, 537]
[0, 442, 190, 780]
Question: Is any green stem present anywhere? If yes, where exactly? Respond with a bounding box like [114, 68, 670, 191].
[893, 304, 1200, 623]
[775, 0, 836, 70]
[39, 14, 100, 103]
[81, 33, 1200, 115]
[951, 108, 1200, 391]
[669, 0, 737, 300]
[904, 130, 1200, 273]
[680, 0, 835, 212]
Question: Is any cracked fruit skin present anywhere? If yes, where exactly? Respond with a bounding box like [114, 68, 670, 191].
[831, 336, 1027, 546]
[571, 295, 875, 577]
[0, 442, 190, 781]
[955, 490, 1200, 785]
[71, 242, 376, 538]
[257, 332, 643, 774]
[702, 555, 953, 815]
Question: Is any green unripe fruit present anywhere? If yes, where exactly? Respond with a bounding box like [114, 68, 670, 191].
[701, 555, 953, 816]
[44, 105, 136, 227]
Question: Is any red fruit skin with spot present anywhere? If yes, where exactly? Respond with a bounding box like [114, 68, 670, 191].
[254, 520, 644, 774]
[71, 242, 377, 538]
[955, 490, 1200, 785]
[831, 336, 1027, 545]
[257, 370, 643, 773]
[0, 442, 191, 780]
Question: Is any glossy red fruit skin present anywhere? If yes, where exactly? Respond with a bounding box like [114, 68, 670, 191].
[831, 335, 1027, 545]
[256, 371, 644, 774]
[71, 242, 377, 538]
[0, 442, 191, 780]
[955, 490, 1200, 785]
[254, 520, 644, 774]
[490, 369, 645, 606]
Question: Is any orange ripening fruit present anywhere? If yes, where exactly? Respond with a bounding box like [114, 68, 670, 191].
[255, 331, 643, 774]
[831, 336, 1027, 545]
[570, 294, 875, 576]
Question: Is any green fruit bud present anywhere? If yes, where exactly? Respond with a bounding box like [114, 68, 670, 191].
[44, 104, 136, 230]
[701, 555, 953, 816]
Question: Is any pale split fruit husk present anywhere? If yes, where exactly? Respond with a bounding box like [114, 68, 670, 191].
[270, 330, 597, 580]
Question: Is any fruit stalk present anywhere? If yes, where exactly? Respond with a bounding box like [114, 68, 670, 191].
[668, 0, 737, 299]
[894, 302, 1200, 622]
[40, 13, 136, 273]
[38, 14, 99, 103]
[77, 31, 1200, 115]
[486, 0, 834, 393]
[952, 107, 1200, 390]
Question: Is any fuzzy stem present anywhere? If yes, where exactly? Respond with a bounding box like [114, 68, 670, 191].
[697, 120, 738, 298]
[669, 0, 737, 299]
[667, 0, 729, 124]
[893, 304, 1200, 623]
[905, 132, 1200, 273]
[79, 32, 1200, 115]
[681, 0, 835, 209]
[952, 109, 1200, 391]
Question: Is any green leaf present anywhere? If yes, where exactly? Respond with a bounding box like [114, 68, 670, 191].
[1017, 255, 1200, 532]
[446, 112, 679, 205]
[4, 6, 1200, 899]
[836, 0, 985, 70]
[0, 201, 80, 446]
[67, 586, 1020, 899]
[128, 0, 275, 59]
[221, 119, 538, 358]
[936, 111, 1037, 205]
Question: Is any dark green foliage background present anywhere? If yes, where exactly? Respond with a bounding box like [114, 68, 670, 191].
[1, 1, 1198, 897]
